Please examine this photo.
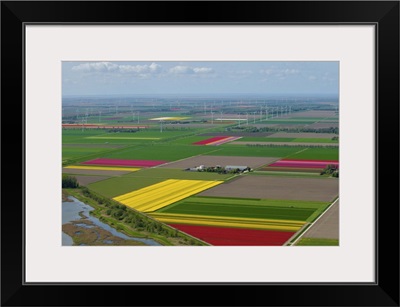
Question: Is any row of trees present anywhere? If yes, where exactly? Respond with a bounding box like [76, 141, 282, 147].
[320, 165, 339, 177]
[62, 174, 79, 188]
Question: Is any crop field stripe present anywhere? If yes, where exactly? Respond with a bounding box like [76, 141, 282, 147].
[113, 179, 223, 212]
[64, 165, 140, 172]
[168, 224, 296, 246]
[150, 212, 306, 225]
[161, 201, 316, 221]
[149, 212, 304, 231]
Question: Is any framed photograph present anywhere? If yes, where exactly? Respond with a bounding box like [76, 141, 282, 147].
[1, 1, 399, 306]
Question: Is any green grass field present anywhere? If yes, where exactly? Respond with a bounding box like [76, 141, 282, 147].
[285, 147, 339, 160]
[295, 238, 339, 246]
[238, 137, 337, 143]
[62, 147, 119, 160]
[101, 144, 218, 161]
[261, 120, 318, 125]
[87, 176, 164, 198]
[158, 196, 328, 222]
[203, 145, 304, 158]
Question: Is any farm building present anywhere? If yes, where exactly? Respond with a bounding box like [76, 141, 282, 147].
[225, 165, 249, 171]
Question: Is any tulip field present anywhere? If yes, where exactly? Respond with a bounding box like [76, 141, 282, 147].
[113, 179, 223, 212]
[63, 103, 339, 246]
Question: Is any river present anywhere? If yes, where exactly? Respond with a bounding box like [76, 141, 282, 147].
[62, 196, 161, 246]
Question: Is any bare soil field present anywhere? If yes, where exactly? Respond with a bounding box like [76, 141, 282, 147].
[229, 141, 338, 147]
[74, 175, 110, 186]
[268, 132, 338, 138]
[158, 155, 279, 169]
[303, 200, 339, 239]
[62, 168, 132, 176]
[289, 111, 337, 118]
[198, 175, 339, 202]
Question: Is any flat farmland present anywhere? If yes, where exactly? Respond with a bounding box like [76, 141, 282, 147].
[231, 141, 338, 147]
[62, 146, 118, 160]
[124, 167, 232, 180]
[288, 110, 337, 118]
[88, 176, 165, 198]
[302, 200, 339, 240]
[102, 144, 216, 161]
[203, 146, 303, 157]
[158, 196, 325, 221]
[158, 155, 278, 169]
[269, 132, 338, 139]
[286, 147, 339, 160]
[166, 224, 295, 246]
[307, 122, 339, 129]
[73, 175, 111, 186]
[235, 137, 337, 143]
[62, 167, 134, 176]
[198, 175, 338, 202]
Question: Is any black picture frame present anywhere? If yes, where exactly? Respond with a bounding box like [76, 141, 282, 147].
[1, 1, 399, 306]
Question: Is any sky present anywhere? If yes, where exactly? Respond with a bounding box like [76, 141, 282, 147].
[62, 61, 338, 97]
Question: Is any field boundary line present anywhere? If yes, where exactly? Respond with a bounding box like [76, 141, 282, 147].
[287, 197, 339, 246]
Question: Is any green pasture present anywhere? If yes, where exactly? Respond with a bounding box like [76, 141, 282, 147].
[88, 175, 164, 198]
[285, 117, 331, 121]
[238, 137, 337, 143]
[204, 145, 305, 158]
[62, 129, 200, 145]
[102, 144, 218, 161]
[158, 196, 328, 222]
[285, 147, 339, 160]
[294, 138, 338, 143]
[296, 238, 339, 246]
[261, 120, 317, 125]
[62, 129, 108, 143]
[62, 146, 118, 160]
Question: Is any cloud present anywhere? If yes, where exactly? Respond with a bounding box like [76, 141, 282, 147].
[72, 62, 119, 72]
[169, 65, 214, 75]
[193, 67, 214, 73]
[71, 62, 161, 76]
[259, 68, 300, 77]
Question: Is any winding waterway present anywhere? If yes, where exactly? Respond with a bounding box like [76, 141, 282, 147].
[62, 196, 161, 246]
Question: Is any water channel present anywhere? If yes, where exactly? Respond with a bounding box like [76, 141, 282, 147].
[62, 196, 161, 246]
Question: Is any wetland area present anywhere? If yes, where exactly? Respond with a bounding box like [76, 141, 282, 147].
[62, 195, 161, 246]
